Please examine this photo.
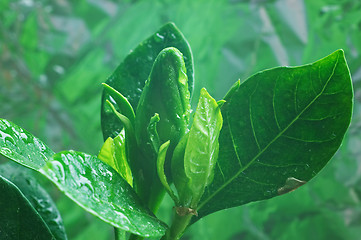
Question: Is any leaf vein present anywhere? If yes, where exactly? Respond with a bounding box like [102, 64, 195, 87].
[273, 76, 281, 130]
[249, 79, 261, 150]
[197, 54, 340, 211]
[282, 134, 336, 143]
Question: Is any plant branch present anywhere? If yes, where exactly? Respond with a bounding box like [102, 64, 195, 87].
[161, 211, 193, 240]
[114, 227, 126, 240]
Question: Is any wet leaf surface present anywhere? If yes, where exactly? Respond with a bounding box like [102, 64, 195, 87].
[40, 150, 167, 237]
[0, 163, 67, 240]
[101, 22, 194, 140]
[0, 118, 55, 170]
[0, 175, 55, 240]
[0, 120, 167, 237]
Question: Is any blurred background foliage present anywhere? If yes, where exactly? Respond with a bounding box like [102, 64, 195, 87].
[0, 0, 361, 239]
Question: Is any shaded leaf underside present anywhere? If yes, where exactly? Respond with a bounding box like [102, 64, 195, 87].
[0, 175, 55, 240]
[0, 163, 67, 240]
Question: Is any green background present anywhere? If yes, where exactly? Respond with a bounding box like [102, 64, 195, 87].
[1, 0, 360, 239]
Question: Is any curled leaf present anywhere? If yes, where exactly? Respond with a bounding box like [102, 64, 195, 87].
[173, 89, 223, 208]
[157, 141, 179, 204]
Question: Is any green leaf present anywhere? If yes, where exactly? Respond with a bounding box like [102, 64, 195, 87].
[197, 50, 353, 218]
[101, 22, 194, 140]
[0, 163, 67, 240]
[135, 47, 191, 161]
[171, 132, 190, 205]
[147, 113, 161, 155]
[0, 120, 167, 237]
[0, 118, 55, 170]
[40, 151, 167, 237]
[175, 88, 223, 208]
[0, 174, 55, 240]
[102, 83, 135, 125]
[157, 140, 178, 204]
[131, 47, 191, 212]
[98, 131, 133, 186]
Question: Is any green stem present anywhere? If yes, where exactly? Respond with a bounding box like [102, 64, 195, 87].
[162, 212, 193, 240]
[114, 227, 126, 240]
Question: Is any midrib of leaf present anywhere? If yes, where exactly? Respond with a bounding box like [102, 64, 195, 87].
[197, 55, 340, 211]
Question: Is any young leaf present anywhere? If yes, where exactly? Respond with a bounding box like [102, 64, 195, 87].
[101, 22, 194, 140]
[147, 113, 161, 154]
[0, 118, 54, 170]
[135, 47, 191, 161]
[98, 131, 133, 186]
[132, 47, 191, 212]
[0, 163, 67, 240]
[197, 50, 353, 219]
[40, 151, 167, 237]
[157, 141, 179, 204]
[176, 88, 223, 208]
[171, 133, 190, 206]
[113, 133, 133, 186]
[102, 83, 135, 125]
[0, 175, 55, 240]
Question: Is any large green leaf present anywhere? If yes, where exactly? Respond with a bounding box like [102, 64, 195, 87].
[0, 175, 55, 240]
[101, 22, 194, 140]
[0, 163, 67, 240]
[0, 118, 55, 170]
[40, 151, 167, 237]
[197, 50, 353, 218]
[0, 120, 167, 237]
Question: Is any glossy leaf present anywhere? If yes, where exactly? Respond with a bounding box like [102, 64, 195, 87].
[102, 83, 135, 125]
[157, 141, 178, 204]
[98, 131, 133, 186]
[132, 47, 191, 211]
[0, 163, 67, 240]
[0, 120, 167, 237]
[147, 113, 161, 154]
[197, 50, 353, 218]
[0, 118, 54, 170]
[40, 151, 167, 237]
[171, 132, 190, 205]
[0, 175, 55, 240]
[175, 88, 223, 208]
[101, 22, 194, 140]
[135, 47, 191, 161]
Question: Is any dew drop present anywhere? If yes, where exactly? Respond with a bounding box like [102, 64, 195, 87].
[0, 147, 12, 155]
[33, 137, 46, 152]
[0, 131, 15, 145]
[154, 33, 164, 43]
[78, 175, 94, 194]
[20, 132, 28, 142]
[51, 161, 65, 183]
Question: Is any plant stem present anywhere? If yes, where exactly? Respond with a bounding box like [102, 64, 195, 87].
[162, 212, 193, 240]
[114, 227, 126, 240]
